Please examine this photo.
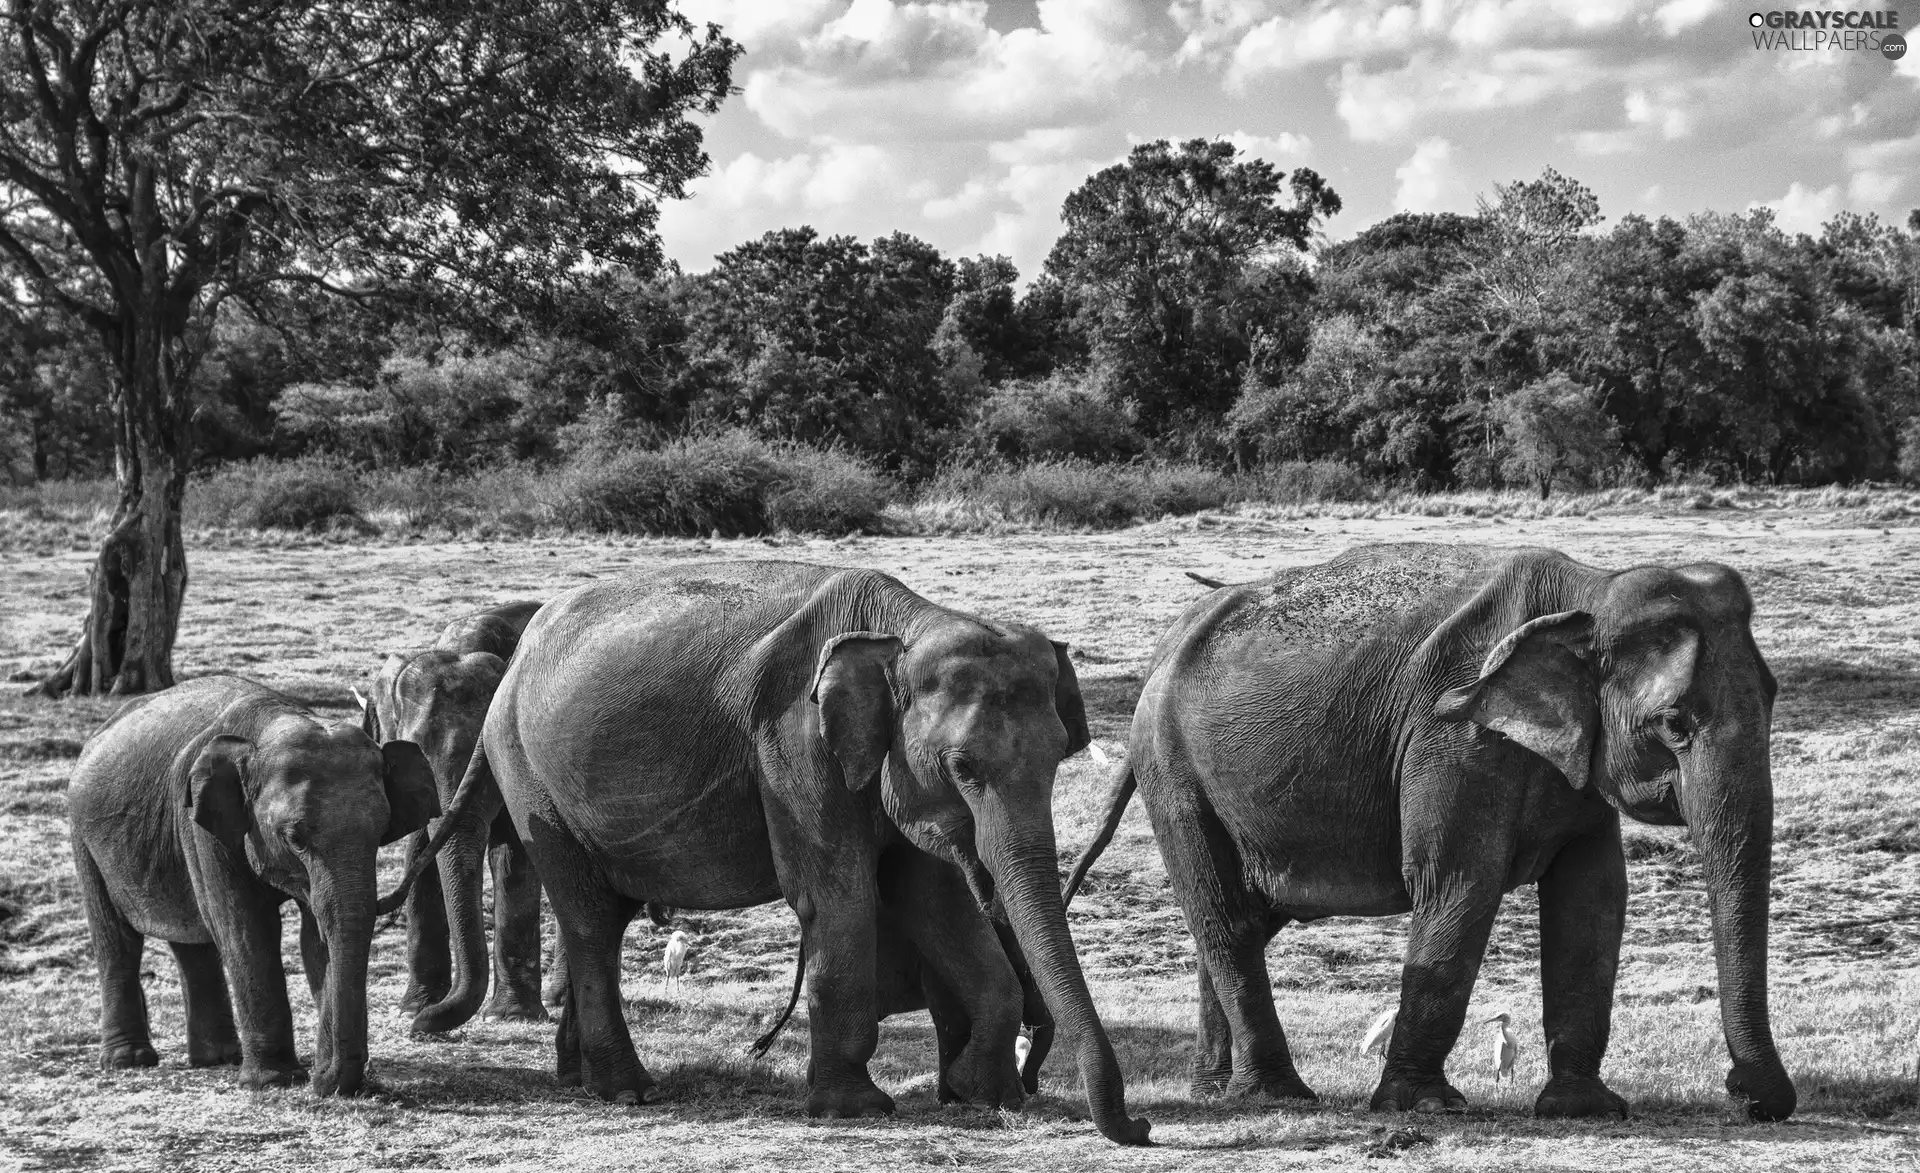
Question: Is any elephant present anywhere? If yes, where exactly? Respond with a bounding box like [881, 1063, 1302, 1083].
[1064, 543, 1794, 1122]
[359, 599, 550, 1029]
[432, 561, 1149, 1144]
[751, 886, 1056, 1102]
[67, 675, 438, 1095]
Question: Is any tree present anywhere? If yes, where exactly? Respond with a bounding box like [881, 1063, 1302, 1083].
[683, 227, 960, 468]
[2, 1, 738, 695]
[1044, 138, 1340, 434]
[1492, 373, 1618, 497]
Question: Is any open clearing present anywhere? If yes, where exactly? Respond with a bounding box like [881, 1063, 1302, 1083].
[3, 503, 1919, 1171]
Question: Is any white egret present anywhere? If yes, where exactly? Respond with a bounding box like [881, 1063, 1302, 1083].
[1014, 1028, 1032, 1075]
[663, 930, 691, 995]
[1485, 1012, 1517, 1082]
[1358, 1007, 1397, 1062]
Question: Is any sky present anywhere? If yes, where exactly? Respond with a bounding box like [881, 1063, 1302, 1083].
[656, 0, 1920, 283]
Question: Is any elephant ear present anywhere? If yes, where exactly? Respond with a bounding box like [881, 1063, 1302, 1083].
[187, 735, 254, 854]
[380, 740, 441, 846]
[1050, 640, 1092, 758]
[810, 632, 903, 793]
[1435, 610, 1597, 790]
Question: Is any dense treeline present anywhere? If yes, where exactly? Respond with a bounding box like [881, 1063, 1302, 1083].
[7, 143, 1920, 494]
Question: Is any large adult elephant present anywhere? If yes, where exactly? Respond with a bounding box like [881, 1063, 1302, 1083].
[438, 561, 1148, 1144]
[68, 676, 439, 1095]
[1065, 543, 1794, 1122]
[360, 599, 549, 1029]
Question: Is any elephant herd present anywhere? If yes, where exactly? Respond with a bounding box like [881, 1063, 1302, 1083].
[64, 544, 1797, 1147]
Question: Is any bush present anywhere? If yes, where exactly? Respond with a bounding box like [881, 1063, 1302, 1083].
[1899, 417, 1920, 486]
[550, 430, 891, 536]
[970, 373, 1143, 463]
[1246, 460, 1374, 504]
[188, 457, 365, 531]
[925, 460, 1236, 529]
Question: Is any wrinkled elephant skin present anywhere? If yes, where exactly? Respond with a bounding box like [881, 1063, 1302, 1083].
[69, 676, 438, 1095]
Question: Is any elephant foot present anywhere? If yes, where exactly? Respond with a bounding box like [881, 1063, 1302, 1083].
[1190, 1062, 1233, 1099]
[240, 1060, 306, 1090]
[943, 1048, 1027, 1111]
[1371, 1076, 1467, 1114]
[1726, 1064, 1796, 1122]
[99, 1041, 159, 1070]
[399, 983, 448, 1018]
[482, 992, 550, 1023]
[186, 1038, 243, 1068]
[1225, 1069, 1318, 1102]
[807, 1083, 896, 1119]
[1535, 1077, 1629, 1119]
[610, 1085, 662, 1107]
[310, 1062, 368, 1098]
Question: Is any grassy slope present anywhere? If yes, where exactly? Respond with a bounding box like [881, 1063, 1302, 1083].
[2, 504, 1918, 1170]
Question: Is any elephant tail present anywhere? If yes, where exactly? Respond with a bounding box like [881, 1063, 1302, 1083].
[749, 940, 806, 1058]
[1061, 761, 1137, 907]
[376, 737, 494, 916]
[1185, 571, 1228, 589]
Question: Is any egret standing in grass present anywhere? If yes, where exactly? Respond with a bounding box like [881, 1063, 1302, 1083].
[1358, 1007, 1397, 1062]
[1485, 1012, 1517, 1082]
[663, 930, 691, 996]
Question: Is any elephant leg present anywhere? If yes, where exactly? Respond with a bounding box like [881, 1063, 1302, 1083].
[170, 942, 241, 1067]
[522, 821, 652, 1103]
[401, 834, 450, 1018]
[1151, 795, 1312, 1102]
[1192, 962, 1234, 1096]
[990, 920, 1053, 1096]
[483, 819, 547, 1022]
[893, 850, 1023, 1110]
[75, 845, 156, 1070]
[785, 881, 890, 1119]
[299, 906, 335, 1079]
[1535, 817, 1630, 1119]
[924, 966, 970, 1105]
[1371, 885, 1503, 1114]
[212, 896, 302, 1089]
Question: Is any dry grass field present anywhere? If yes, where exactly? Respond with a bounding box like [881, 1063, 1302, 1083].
[3, 497, 1920, 1170]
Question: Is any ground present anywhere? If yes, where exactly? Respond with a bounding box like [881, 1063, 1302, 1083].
[2, 501, 1918, 1171]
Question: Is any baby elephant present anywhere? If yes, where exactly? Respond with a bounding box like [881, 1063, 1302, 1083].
[68, 676, 439, 1094]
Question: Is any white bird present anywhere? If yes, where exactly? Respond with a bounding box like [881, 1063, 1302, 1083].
[1087, 741, 1111, 767]
[350, 685, 369, 711]
[1358, 1007, 1397, 1062]
[1014, 1028, 1032, 1076]
[663, 930, 690, 995]
[1485, 1012, 1518, 1082]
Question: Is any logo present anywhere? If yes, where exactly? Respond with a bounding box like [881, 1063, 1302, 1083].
[1748, 8, 1905, 55]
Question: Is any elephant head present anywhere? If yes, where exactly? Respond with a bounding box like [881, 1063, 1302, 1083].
[360, 648, 508, 1030]
[187, 717, 437, 1095]
[1435, 562, 1792, 1121]
[811, 623, 1149, 1145]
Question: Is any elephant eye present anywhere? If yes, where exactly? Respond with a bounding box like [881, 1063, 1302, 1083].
[940, 749, 980, 787]
[281, 821, 311, 852]
[1651, 710, 1693, 749]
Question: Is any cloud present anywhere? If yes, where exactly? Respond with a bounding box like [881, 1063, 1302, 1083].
[1755, 182, 1842, 236]
[1225, 129, 1314, 163]
[1393, 137, 1474, 212]
[1652, 0, 1717, 35]
[1335, 50, 1599, 141]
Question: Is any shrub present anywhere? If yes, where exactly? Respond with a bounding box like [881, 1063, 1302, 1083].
[549, 430, 891, 537]
[925, 460, 1235, 530]
[1247, 460, 1375, 504]
[1899, 417, 1920, 486]
[189, 457, 364, 531]
[970, 373, 1143, 463]
[763, 445, 893, 535]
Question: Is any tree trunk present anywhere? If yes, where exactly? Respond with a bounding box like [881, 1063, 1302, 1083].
[31, 315, 191, 698]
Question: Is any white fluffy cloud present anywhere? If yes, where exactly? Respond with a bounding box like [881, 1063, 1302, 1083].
[1393, 137, 1474, 212]
[1757, 182, 1843, 236]
[657, 0, 1920, 278]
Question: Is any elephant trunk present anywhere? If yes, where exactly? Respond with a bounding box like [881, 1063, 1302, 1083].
[977, 805, 1149, 1146]
[1680, 732, 1794, 1122]
[410, 740, 498, 1034]
[309, 868, 376, 1097]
